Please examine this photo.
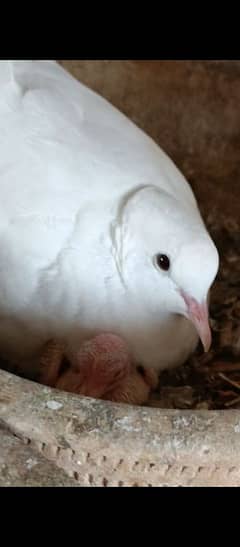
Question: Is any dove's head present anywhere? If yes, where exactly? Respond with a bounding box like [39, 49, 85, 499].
[114, 185, 219, 353]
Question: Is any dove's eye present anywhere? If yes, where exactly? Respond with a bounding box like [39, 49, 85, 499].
[155, 254, 170, 271]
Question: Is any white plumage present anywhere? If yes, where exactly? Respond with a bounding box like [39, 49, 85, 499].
[0, 60, 219, 375]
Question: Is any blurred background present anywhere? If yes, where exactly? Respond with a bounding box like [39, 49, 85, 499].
[59, 60, 240, 225]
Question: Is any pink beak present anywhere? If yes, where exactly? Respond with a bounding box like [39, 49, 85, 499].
[181, 292, 212, 353]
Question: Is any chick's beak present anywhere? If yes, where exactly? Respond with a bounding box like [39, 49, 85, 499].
[181, 292, 212, 353]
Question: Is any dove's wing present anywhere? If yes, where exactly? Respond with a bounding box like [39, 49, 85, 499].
[0, 60, 197, 291]
[0, 60, 196, 215]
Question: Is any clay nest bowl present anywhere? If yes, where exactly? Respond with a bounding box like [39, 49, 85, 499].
[1, 60, 240, 486]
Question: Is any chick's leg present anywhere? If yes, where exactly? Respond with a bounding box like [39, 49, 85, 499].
[104, 366, 159, 405]
[38, 340, 66, 387]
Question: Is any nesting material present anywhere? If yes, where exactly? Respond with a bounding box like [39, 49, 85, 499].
[149, 215, 240, 410]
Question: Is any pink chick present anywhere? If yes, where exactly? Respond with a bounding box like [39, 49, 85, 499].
[38, 333, 158, 405]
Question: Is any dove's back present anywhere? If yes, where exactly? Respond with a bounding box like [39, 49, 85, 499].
[0, 61, 196, 207]
[0, 61, 199, 370]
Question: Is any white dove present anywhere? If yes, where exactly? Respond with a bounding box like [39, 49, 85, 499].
[0, 60, 219, 378]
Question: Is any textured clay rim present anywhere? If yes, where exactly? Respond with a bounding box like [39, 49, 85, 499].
[1, 368, 240, 485]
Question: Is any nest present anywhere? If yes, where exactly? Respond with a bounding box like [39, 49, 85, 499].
[1, 212, 238, 412]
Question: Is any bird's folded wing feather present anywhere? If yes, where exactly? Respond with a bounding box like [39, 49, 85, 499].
[0, 61, 197, 279]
